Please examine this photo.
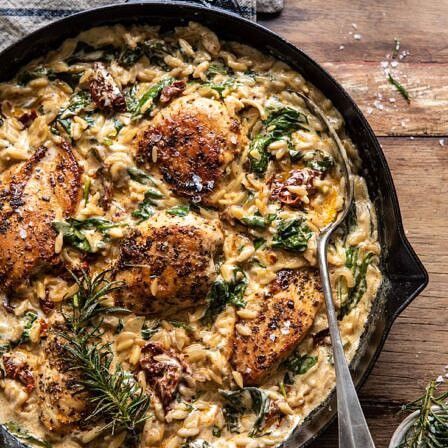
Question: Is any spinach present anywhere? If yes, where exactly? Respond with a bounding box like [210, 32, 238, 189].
[240, 213, 276, 230]
[127, 166, 157, 185]
[142, 39, 176, 68]
[0, 342, 10, 354]
[302, 150, 335, 173]
[253, 237, 266, 250]
[53, 217, 124, 253]
[83, 178, 91, 206]
[136, 77, 174, 117]
[118, 46, 144, 68]
[220, 387, 270, 436]
[113, 118, 124, 134]
[17, 66, 50, 85]
[132, 188, 164, 223]
[169, 320, 193, 332]
[53, 220, 92, 252]
[141, 319, 161, 340]
[249, 107, 308, 175]
[283, 353, 317, 384]
[338, 248, 375, 317]
[15, 312, 38, 346]
[203, 78, 235, 97]
[272, 218, 312, 252]
[206, 62, 232, 77]
[167, 204, 190, 217]
[5, 422, 52, 448]
[204, 269, 248, 322]
[52, 90, 93, 135]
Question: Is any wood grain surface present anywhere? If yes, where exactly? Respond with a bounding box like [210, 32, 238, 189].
[260, 1, 448, 447]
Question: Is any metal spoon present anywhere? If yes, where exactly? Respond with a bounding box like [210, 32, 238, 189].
[295, 91, 376, 448]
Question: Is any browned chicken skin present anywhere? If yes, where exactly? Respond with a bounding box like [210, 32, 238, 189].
[113, 211, 223, 315]
[231, 269, 323, 385]
[136, 95, 241, 205]
[0, 142, 82, 291]
[36, 329, 88, 433]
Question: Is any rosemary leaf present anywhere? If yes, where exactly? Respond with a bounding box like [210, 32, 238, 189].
[388, 73, 411, 104]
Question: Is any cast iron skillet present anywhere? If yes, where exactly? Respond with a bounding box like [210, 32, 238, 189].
[0, 2, 428, 447]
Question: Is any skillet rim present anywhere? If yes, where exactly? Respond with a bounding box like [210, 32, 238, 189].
[0, 2, 428, 447]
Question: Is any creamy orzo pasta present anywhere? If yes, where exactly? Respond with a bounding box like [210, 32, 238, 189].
[0, 21, 381, 448]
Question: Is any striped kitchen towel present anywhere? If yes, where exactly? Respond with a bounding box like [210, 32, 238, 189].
[0, 0, 283, 52]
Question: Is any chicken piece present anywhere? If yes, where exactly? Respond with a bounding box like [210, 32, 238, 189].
[136, 95, 242, 205]
[113, 211, 223, 315]
[231, 269, 323, 385]
[0, 144, 81, 288]
[89, 62, 126, 113]
[36, 329, 88, 433]
[0, 143, 82, 291]
[139, 342, 188, 410]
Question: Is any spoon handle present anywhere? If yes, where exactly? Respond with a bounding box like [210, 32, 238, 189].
[317, 236, 376, 448]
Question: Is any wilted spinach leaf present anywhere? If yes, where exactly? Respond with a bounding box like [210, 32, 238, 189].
[204, 268, 248, 322]
[283, 353, 318, 384]
[249, 107, 308, 175]
[220, 387, 270, 436]
[271, 218, 312, 252]
[338, 247, 375, 317]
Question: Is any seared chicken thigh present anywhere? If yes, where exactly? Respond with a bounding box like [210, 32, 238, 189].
[0, 143, 82, 291]
[136, 95, 242, 205]
[113, 211, 223, 315]
[232, 269, 323, 385]
[36, 329, 88, 433]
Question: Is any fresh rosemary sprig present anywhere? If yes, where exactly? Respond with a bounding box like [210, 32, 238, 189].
[59, 270, 150, 438]
[65, 269, 128, 335]
[398, 380, 448, 448]
[61, 334, 150, 435]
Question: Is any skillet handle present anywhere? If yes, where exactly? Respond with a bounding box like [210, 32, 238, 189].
[124, 0, 257, 21]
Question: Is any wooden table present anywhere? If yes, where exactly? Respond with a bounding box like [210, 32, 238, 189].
[260, 1, 448, 446]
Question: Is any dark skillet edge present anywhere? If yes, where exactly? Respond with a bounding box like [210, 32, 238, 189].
[0, 2, 428, 447]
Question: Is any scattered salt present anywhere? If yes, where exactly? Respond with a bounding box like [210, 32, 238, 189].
[439, 139, 445, 146]
[381, 61, 389, 68]
[353, 33, 362, 40]
[366, 107, 373, 115]
[373, 100, 384, 111]
[389, 98, 396, 103]
[19, 228, 27, 239]
[410, 136, 415, 140]
[436, 375, 445, 383]
[390, 60, 399, 68]
[352, 23, 358, 29]
[339, 45, 345, 50]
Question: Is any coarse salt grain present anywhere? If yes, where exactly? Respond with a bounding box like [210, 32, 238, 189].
[436, 375, 445, 383]
[439, 139, 445, 146]
[390, 60, 399, 68]
[353, 33, 362, 40]
[19, 228, 27, 239]
[339, 45, 345, 50]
